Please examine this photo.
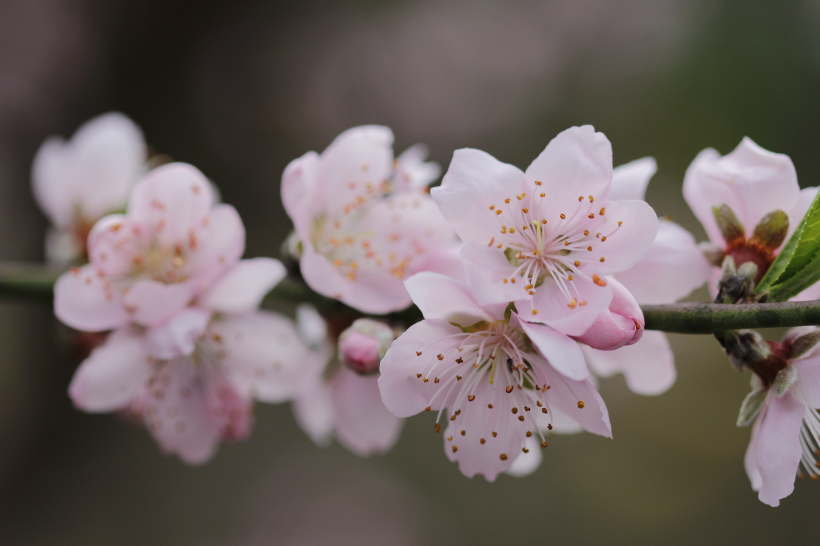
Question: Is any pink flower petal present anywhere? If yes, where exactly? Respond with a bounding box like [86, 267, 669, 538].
[506, 436, 543, 477]
[215, 312, 325, 402]
[582, 330, 676, 396]
[405, 272, 498, 326]
[518, 273, 613, 337]
[142, 357, 224, 465]
[683, 138, 799, 246]
[379, 319, 465, 417]
[755, 393, 804, 506]
[609, 157, 656, 201]
[592, 199, 659, 275]
[144, 307, 212, 359]
[68, 328, 149, 412]
[332, 368, 403, 456]
[200, 258, 286, 314]
[792, 354, 820, 408]
[185, 204, 246, 286]
[745, 414, 764, 493]
[54, 264, 130, 332]
[443, 379, 526, 482]
[316, 126, 394, 215]
[614, 219, 711, 304]
[281, 151, 321, 241]
[32, 112, 145, 229]
[128, 163, 215, 247]
[524, 125, 613, 220]
[538, 356, 612, 438]
[87, 214, 149, 277]
[432, 148, 527, 245]
[292, 379, 335, 447]
[460, 242, 535, 306]
[122, 280, 194, 326]
[572, 277, 643, 351]
[516, 318, 589, 381]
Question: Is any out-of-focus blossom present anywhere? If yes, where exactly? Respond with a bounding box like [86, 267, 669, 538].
[391, 144, 441, 193]
[293, 306, 403, 457]
[379, 272, 611, 481]
[733, 327, 820, 506]
[432, 125, 658, 337]
[338, 319, 395, 375]
[281, 126, 460, 314]
[54, 162, 244, 332]
[683, 137, 820, 300]
[68, 254, 320, 464]
[581, 158, 710, 396]
[32, 113, 147, 264]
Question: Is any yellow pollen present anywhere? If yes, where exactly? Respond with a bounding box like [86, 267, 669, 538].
[480, 438, 486, 444]
[567, 275, 573, 281]
[588, 213, 595, 219]
[518, 415, 525, 422]
[523, 448, 529, 453]
[542, 408, 547, 414]
[496, 210, 502, 215]
[452, 446, 458, 453]
[425, 406, 431, 411]
[525, 284, 534, 290]
[434, 378, 440, 384]
[505, 198, 511, 203]
[435, 424, 441, 433]
[541, 219, 547, 224]
[511, 279, 516, 284]
[501, 226, 507, 233]
[333, 259, 344, 267]
[568, 298, 578, 309]
[531, 309, 538, 315]
[584, 230, 589, 236]
[522, 226, 528, 230]
[580, 301, 588, 306]
[492, 432, 498, 437]
[560, 214, 566, 219]
[488, 404, 493, 409]
[468, 395, 475, 401]
[601, 236, 607, 242]
[488, 237, 495, 247]
[503, 279, 508, 284]
[437, 354, 444, 360]
[500, 454, 508, 460]
[574, 260, 580, 267]
[593, 274, 607, 287]
[578, 196, 584, 202]
[535, 181, 542, 186]
[540, 193, 545, 197]
[461, 430, 466, 436]
[578, 401, 585, 408]
[600, 207, 605, 215]
[512, 407, 518, 414]
[489, 204, 495, 210]
[618, 221, 623, 226]
[635, 320, 641, 330]
[600, 257, 605, 262]
[540, 441, 548, 449]
[526, 431, 533, 437]
[564, 241, 570, 246]
[505, 385, 514, 393]
[509, 227, 515, 233]
[497, 243, 503, 248]
[587, 246, 592, 251]
[522, 208, 529, 213]
[533, 250, 539, 255]
[589, 195, 594, 203]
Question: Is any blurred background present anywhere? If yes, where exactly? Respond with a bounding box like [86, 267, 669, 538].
[1, 0, 819, 544]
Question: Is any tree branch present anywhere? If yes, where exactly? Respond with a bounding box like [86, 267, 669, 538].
[2, 262, 818, 333]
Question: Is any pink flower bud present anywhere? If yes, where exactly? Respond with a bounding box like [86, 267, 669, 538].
[572, 277, 644, 351]
[338, 319, 394, 375]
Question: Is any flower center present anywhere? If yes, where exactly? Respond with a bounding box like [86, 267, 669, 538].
[487, 190, 621, 306]
[413, 321, 577, 455]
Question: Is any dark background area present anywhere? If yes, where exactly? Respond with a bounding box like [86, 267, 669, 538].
[1, 1, 819, 544]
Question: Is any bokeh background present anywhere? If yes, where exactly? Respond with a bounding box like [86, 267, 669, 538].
[1, 0, 819, 544]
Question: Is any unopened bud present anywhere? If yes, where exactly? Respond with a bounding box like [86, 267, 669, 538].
[750, 210, 789, 251]
[719, 329, 772, 372]
[338, 319, 395, 375]
[712, 204, 745, 245]
[716, 256, 757, 303]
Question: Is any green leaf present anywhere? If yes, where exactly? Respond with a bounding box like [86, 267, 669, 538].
[756, 189, 820, 300]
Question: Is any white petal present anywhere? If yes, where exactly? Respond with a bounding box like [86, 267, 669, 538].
[609, 157, 657, 201]
[200, 258, 286, 314]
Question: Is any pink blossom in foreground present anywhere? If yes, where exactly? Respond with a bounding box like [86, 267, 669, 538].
[740, 327, 820, 506]
[683, 137, 820, 300]
[379, 272, 611, 481]
[581, 158, 711, 396]
[572, 276, 644, 351]
[32, 113, 147, 264]
[54, 162, 244, 332]
[432, 125, 658, 336]
[68, 256, 322, 464]
[292, 306, 403, 456]
[281, 126, 460, 314]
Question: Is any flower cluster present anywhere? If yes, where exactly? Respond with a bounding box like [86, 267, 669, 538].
[34, 114, 820, 507]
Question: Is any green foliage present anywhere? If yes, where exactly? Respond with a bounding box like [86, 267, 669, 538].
[756, 190, 820, 301]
